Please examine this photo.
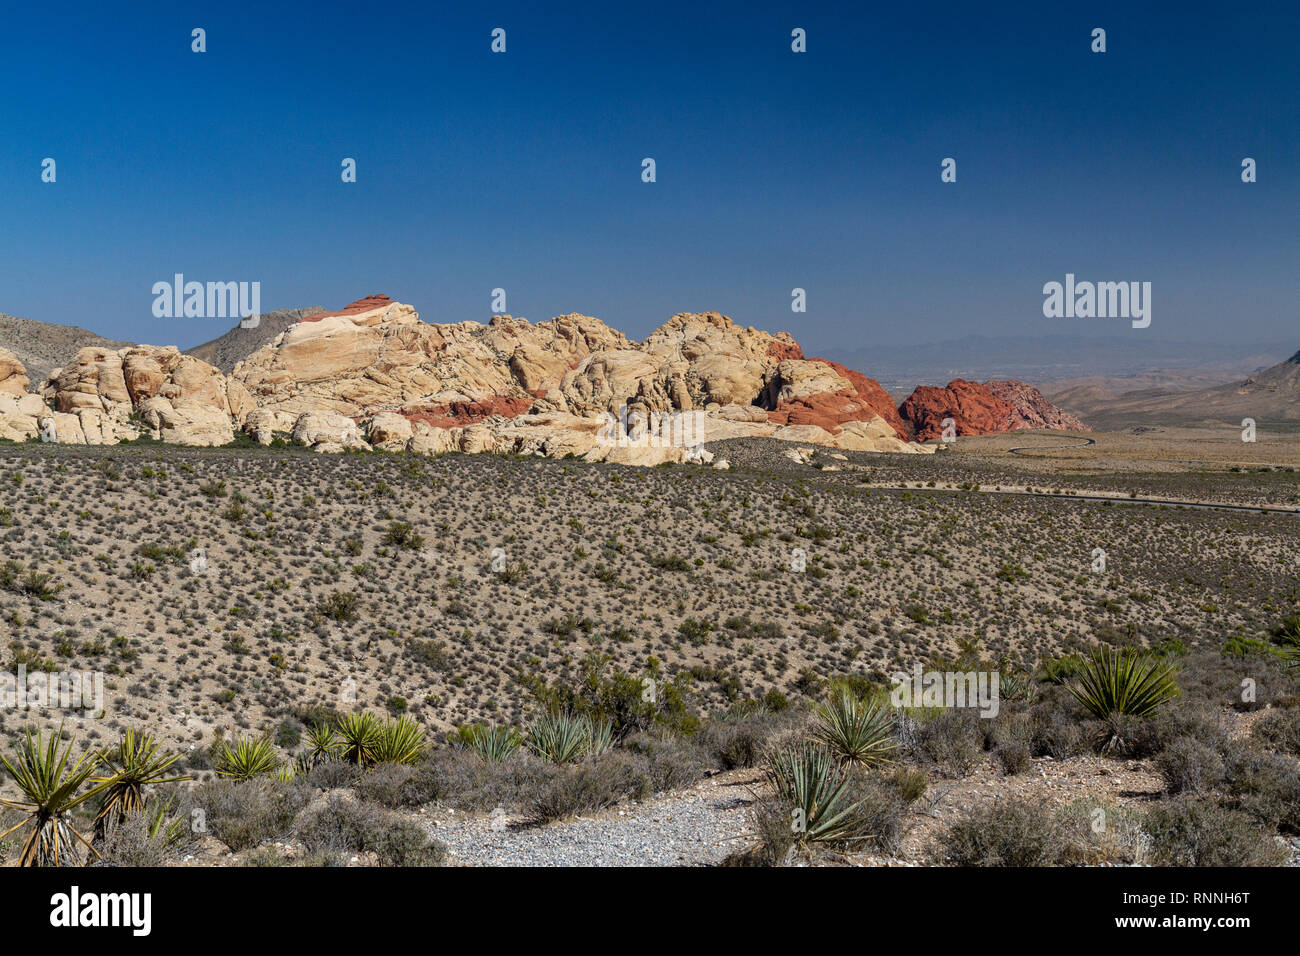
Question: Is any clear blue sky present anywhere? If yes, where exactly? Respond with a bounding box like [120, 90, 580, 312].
[0, 0, 1295, 352]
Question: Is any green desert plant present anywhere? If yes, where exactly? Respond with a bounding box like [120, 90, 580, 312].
[304, 723, 340, 767]
[813, 689, 896, 766]
[526, 711, 600, 764]
[215, 736, 279, 781]
[460, 724, 523, 762]
[1273, 615, 1300, 670]
[335, 713, 382, 766]
[91, 728, 190, 835]
[0, 727, 110, 866]
[371, 716, 426, 765]
[1069, 646, 1180, 721]
[763, 743, 866, 846]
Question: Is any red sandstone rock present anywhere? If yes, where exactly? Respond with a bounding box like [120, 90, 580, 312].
[983, 380, 1089, 431]
[767, 358, 909, 439]
[897, 379, 1014, 441]
[400, 395, 538, 429]
[302, 295, 396, 322]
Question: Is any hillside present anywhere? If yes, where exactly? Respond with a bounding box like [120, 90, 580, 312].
[0, 311, 133, 389]
[1049, 351, 1300, 429]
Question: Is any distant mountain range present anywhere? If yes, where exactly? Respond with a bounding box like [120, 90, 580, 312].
[824, 334, 1291, 401]
[1045, 350, 1300, 428]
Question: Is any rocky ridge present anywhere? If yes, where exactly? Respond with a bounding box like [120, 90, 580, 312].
[0, 296, 1087, 462]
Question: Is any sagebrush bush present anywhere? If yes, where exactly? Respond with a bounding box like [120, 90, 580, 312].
[996, 740, 1032, 775]
[1156, 736, 1225, 794]
[1253, 708, 1300, 756]
[354, 762, 421, 808]
[293, 792, 438, 864]
[1221, 741, 1300, 833]
[1145, 796, 1288, 866]
[945, 799, 1068, 866]
[906, 711, 982, 777]
[525, 752, 648, 823]
[622, 731, 706, 792]
[182, 778, 308, 851]
[303, 759, 362, 791]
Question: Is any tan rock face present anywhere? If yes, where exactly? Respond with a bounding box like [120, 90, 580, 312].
[234, 297, 628, 423]
[0, 348, 30, 397]
[290, 412, 370, 452]
[38, 345, 241, 445]
[9, 295, 939, 461]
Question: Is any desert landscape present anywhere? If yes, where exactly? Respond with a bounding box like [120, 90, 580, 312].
[0, 296, 1298, 869]
[2, 8, 1297, 909]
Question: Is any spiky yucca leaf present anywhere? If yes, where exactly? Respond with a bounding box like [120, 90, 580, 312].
[335, 713, 381, 766]
[813, 690, 897, 766]
[215, 737, 279, 781]
[137, 796, 189, 851]
[0, 726, 109, 866]
[1069, 646, 1180, 720]
[764, 743, 866, 845]
[304, 723, 340, 767]
[91, 728, 189, 834]
[464, 724, 523, 762]
[371, 716, 426, 765]
[584, 716, 614, 758]
[526, 711, 591, 764]
[1274, 615, 1300, 671]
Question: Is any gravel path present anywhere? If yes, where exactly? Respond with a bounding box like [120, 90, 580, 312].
[424, 770, 760, 867]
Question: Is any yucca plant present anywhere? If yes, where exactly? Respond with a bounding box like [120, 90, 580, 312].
[1274, 615, 1300, 671]
[584, 716, 614, 758]
[464, 724, 523, 762]
[764, 743, 866, 845]
[371, 715, 426, 765]
[1069, 646, 1180, 721]
[335, 713, 382, 765]
[0, 727, 110, 866]
[997, 668, 1038, 704]
[813, 689, 896, 766]
[91, 728, 190, 835]
[304, 723, 340, 767]
[138, 796, 190, 852]
[526, 711, 592, 764]
[214, 736, 279, 781]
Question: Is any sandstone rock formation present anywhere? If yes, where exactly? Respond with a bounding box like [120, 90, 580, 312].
[899, 378, 1088, 440]
[9, 295, 1028, 461]
[983, 380, 1089, 432]
[40, 345, 248, 445]
[0, 348, 29, 398]
[230, 298, 932, 458]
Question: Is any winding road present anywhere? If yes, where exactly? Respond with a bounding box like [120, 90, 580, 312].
[1007, 437, 1097, 455]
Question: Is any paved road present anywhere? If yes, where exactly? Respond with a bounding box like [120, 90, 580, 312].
[1007, 437, 1097, 455]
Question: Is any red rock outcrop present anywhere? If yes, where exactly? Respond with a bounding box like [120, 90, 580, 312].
[898, 379, 1014, 441]
[402, 395, 538, 430]
[766, 358, 909, 439]
[984, 380, 1089, 432]
[898, 378, 1088, 440]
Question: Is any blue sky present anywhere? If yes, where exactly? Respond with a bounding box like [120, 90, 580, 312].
[0, 0, 1296, 353]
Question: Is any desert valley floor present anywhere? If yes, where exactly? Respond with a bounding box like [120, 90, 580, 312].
[1, 425, 1298, 866]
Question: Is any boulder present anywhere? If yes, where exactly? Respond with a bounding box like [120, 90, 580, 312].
[0, 348, 29, 397]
